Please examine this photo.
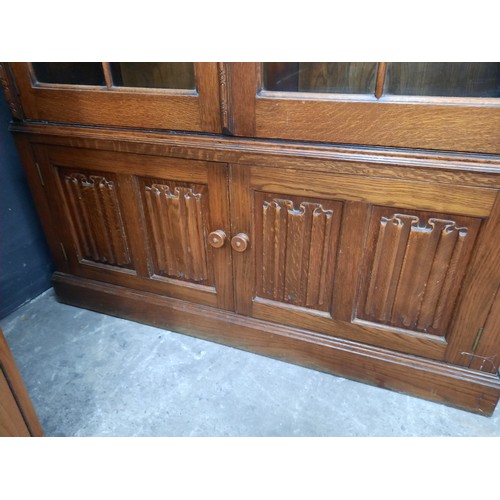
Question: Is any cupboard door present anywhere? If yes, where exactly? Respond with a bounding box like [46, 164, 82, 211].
[230, 163, 499, 364]
[225, 63, 500, 154]
[9, 63, 221, 133]
[35, 145, 233, 310]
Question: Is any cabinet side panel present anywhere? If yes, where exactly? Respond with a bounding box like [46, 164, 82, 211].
[469, 287, 500, 373]
[446, 193, 500, 367]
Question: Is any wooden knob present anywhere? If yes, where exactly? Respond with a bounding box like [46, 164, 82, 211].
[208, 230, 226, 249]
[231, 233, 250, 252]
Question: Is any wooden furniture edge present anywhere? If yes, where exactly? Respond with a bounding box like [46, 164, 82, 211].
[0, 62, 24, 120]
[0, 328, 44, 436]
[7, 63, 223, 134]
[253, 96, 500, 154]
[52, 272, 500, 416]
[10, 122, 500, 175]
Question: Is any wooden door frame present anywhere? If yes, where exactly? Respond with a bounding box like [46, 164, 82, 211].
[9, 63, 222, 133]
[224, 62, 500, 154]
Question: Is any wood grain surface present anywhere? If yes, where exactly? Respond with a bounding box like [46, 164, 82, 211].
[0, 328, 43, 436]
[255, 96, 500, 153]
[8, 63, 222, 133]
[4, 61, 499, 414]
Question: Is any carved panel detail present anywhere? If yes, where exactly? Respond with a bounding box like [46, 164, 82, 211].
[256, 194, 342, 311]
[359, 209, 481, 336]
[143, 182, 210, 283]
[62, 172, 131, 267]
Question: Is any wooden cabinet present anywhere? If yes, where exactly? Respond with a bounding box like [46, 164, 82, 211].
[230, 162, 496, 365]
[32, 145, 233, 310]
[225, 63, 500, 153]
[2, 62, 500, 415]
[7, 63, 221, 132]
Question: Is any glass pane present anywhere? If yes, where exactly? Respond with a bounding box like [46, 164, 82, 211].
[32, 63, 105, 85]
[385, 63, 500, 97]
[263, 62, 377, 94]
[110, 63, 195, 89]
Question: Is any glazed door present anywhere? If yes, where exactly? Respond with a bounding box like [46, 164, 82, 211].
[9, 63, 221, 133]
[34, 145, 233, 310]
[230, 162, 500, 366]
[225, 63, 500, 154]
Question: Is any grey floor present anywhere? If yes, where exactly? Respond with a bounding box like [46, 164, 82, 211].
[1, 288, 499, 437]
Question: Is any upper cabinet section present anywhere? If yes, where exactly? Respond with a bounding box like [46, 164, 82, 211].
[3, 62, 500, 153]
[226, 62, 500, 154]
[7, 62, 222, 133]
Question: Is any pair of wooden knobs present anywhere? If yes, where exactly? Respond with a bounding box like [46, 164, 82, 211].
[208, 230, 249, 252]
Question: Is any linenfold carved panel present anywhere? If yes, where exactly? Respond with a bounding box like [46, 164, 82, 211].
[142, 181, 212, 284]
[255, 193, 342, 311]
[62, 172, 131, 267]
[358, 208, 481, 336]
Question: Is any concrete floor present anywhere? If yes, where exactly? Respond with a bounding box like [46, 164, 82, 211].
[1, 288, 499, 437]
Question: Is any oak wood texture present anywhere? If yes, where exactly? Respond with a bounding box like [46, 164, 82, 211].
[231, 160, 498, 364]
[254, 95, 500, 154]
[254, 193, 342, 312]
[229, 164, 254, 316]
[374, 63, 387, 99]
[248, 165, 495, 217]
[223, 63, 257, 136]
[445, 193, 500, 368]
[52, 273, 500, 416]
[357, 208, 481, 336]
[12, 127, 500, 367]
[13, 136, 70, 273]
[332, 202, 371, 322]
[225, 63, 500, 153]
[8, 63, 222, 133]
[5, 65, 500, 415]
[62, 171, 132, 268]
[12, 122, 500, 183]
[0, 369, 29, 437]
[0, 328, 43, 437]
[469, 288, 500, 373]
[32, 144, 234, 311]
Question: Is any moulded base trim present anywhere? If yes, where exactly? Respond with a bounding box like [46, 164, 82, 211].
[52, 272, 500, 416]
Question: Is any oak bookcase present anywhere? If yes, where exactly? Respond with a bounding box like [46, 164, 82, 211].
[2, 62, 499, 414]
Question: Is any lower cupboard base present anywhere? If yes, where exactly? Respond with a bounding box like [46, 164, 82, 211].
[52, 272, 500, 416]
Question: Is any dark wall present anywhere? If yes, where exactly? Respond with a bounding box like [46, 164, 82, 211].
[0, 89, 53, 318]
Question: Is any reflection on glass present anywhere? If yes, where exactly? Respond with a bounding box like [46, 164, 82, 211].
[32, 63, 105, 85]
[263, 62, 377, 94]
[110, 63, 195, 89]
[385, 63, 500, 97]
